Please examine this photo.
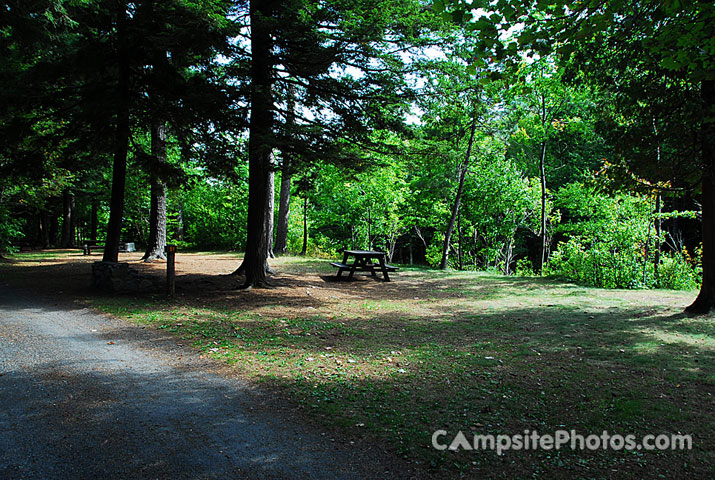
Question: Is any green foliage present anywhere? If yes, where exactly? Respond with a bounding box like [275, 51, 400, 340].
[424, 232, 444, 267]
[658, 250, 701, 291]
[514, 257, 536, 276]
[548, 238, 645, 289]
[455, 148, 542, 271]
[179, 179, 248, 251]
[310, 161, 408, 255]
[547, 183, 699, 290]
[505, 58, 607, 189]
[0, 205, 22, 254]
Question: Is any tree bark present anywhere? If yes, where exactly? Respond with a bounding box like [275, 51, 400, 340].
[457, 208, 463, 270]
[504, 240, 514, 275]
[40, 211, 51, 248]
[103, 4, 130, 263]
[142, 119, 168, 262]
[176, 136, 190, 243]
[275, 85, 295, 255]
[366, 206, 372, 250]
[33, 214, 42, 248]
[176, 203, 184, 241]
[275, 160, 291, 255]
[687, 79, 715, 313]
[653, 117, 662, 283]
[654, 193, 661, 283]
[50, 215, 59, 246]
[266, 164, 275, 259]
[60, 190, 75, 248]
[440, 107, 477, 270]
[539, 140, 548, 270]
[301, 196, 308, 256]
[90, 197, 98, 242]
[235, 0, 275, 288]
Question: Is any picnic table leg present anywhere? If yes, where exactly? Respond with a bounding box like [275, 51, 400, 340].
[363, 258, 377, 277]
[348, 265, 357, 279]
[378, 256, 391, 282]
[347, 254, 363, 279]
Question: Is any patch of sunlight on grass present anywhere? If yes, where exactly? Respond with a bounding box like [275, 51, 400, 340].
[646, 330, 715, 349]
[360, 299, 412, 313]
[10, 249, 77, 259]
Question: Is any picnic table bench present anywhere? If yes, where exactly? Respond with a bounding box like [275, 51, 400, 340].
[330, 250, 398, 282]
[83, 241, 103, 255]
[83, 242, 135, 255]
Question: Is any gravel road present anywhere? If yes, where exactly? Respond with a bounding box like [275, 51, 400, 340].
[0, 286, 406, 479]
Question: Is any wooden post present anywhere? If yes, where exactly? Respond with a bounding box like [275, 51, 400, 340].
[166, 244, 177, 296]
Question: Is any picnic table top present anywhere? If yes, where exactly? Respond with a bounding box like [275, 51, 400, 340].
[333, 250, 395, 282]
[344, 250, 386, 256]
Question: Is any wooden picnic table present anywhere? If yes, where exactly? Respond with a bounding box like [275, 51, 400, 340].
[82, 241, 135, 255]
[330, 250, 398, 282]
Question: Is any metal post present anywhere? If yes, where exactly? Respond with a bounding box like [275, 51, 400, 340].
[166, 244, 176, 296]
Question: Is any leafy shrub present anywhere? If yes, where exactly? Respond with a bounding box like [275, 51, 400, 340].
[658, 250, 700, 290]
[0, 212, 22, 254]
[180, 180, 248, 250]
[424, 233, 444, 267]
[546, 183, 699, 290]
[547, 238, 649, 288]
[514, 258, 536, 276]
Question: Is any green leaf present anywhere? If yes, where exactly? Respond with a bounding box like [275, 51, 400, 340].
[660, 57, 681, 71]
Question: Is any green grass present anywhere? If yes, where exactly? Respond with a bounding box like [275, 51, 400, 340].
[3, 251, 713, 478]
[7, 249, 80, 260]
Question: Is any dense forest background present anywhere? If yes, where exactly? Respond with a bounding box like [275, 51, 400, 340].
[1, 0, 712, 296]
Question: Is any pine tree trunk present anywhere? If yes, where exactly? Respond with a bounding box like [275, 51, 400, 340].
[60, 190, 75, 248]
[236, 0, 275, 288]
[266, 166, 275, 259]
[176, 204, 184, 241]
[74, 219, 81, 247]
[40, 211, 51, 248]
[275, 158, 292, 254]
[34, 214, 42, 248]
[50, 215, 59, 246]
[687, 79, 715, 313]
[143, 119, 168, 262]
[103, 5, 130, 264]
[440, 107, 477, 270]
[275, 86, 295, 255]
[90, 198, 98, 242]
